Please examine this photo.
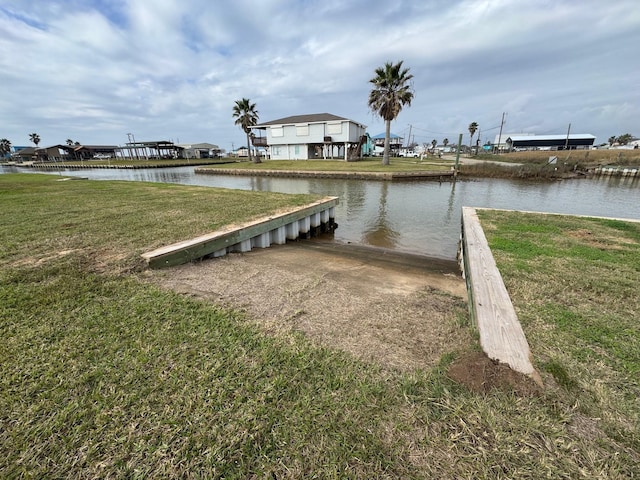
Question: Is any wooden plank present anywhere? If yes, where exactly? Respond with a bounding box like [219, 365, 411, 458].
[460, 207, 541, 384]
[142, 197, 339, 268]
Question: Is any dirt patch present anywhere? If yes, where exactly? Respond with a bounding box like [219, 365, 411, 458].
[566, 229, 636, 249]
[447, 351, 542, 396]
[145, 241, 473, 371]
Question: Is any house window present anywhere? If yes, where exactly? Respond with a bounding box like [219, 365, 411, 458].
[327, 122, 342, 134]
[296, 124, 309, 136]
[272, 146, 280, 155]
[271, 127, 284, 137]
[294, 146, 300, 155]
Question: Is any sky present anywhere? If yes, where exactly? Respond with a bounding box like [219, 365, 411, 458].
[1, 0, 639, 151]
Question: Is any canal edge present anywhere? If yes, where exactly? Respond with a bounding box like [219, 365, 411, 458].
[194, 167, 454, 181]
[459, 206, 543, 386]
[141, 196, 339, 269]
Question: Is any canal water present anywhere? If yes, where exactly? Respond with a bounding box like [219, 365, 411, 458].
[2, 166, 639, 260]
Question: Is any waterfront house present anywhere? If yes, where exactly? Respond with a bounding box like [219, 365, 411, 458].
[251, 113, 367, 161]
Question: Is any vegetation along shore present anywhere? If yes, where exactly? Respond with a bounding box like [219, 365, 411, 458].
[5, 148, 639, 180]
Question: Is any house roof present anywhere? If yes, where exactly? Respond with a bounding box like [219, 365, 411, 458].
[178, 143, 220, 150]
[372, 133, 403, 139]
[506, 134, 596, 148]
[507, 134, 596, 142]
[493, 133, 533, 144]
[70, 145, 119, 151]
[254, 113, 350, 127]
[13, 147, 36, 156]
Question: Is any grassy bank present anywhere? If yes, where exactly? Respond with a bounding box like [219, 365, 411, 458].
[498, 149, 640, 166]
[457, 149, 640, 179]
[477, 209, 640, 467]
[199, 157, 452, 173]
[1, 174, 638, 477]
[18, 158, 232, 168]
[458, 161, 580, 179]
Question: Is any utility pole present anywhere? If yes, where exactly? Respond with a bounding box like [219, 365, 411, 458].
[496, 112, 506, 154]
[564, 123, 571, 150]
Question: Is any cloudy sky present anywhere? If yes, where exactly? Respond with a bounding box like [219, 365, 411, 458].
[1, 0, 638, 151]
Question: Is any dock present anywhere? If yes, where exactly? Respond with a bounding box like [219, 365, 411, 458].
[141, 197, 338, 269]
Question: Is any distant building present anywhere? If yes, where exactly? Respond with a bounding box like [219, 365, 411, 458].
[371, 132, 404, 155]
[178, 143, 221, 159]
[493, 133, 534, 152]
[506, 134, 596, 151]
[252, 113, 367, 161]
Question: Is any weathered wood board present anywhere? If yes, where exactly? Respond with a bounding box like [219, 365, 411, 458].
[141, 197, 338, 269]
[460, 206, 542, 385]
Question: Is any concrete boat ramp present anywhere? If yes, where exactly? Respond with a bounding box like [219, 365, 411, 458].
[142, 199, 541, 386]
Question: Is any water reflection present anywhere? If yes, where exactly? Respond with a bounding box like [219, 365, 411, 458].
[362, 182, 399, 248]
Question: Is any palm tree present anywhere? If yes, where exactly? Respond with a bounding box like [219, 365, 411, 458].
[66, 139, 74, 146]
[29, 133, 41, 148]
[431, 139, 437, 150]
[468, 122, 478, 151]
[232, 98, 260, 163]
[443, 138, 449, 148]
[0, 138, 11, 159]
[368, 61, 414, 165]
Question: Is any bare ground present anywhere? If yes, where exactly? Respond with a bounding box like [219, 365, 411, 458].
[145, 240, 473, 371]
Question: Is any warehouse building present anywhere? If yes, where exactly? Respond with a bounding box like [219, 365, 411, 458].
[506, 134, 596, 151]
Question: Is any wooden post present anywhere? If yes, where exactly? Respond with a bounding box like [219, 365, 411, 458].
[454, 133, 463, 177]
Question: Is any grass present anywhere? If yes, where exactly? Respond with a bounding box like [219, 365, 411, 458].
[477, 209, 640, 459]
[459, 149, 640, 179]
[1, 173, 639, 477]
[0, 174, 317, 271]
[199, 157, 453, 173]
[468, 150, 640, 168]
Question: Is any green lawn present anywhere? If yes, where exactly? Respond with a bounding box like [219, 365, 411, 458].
[477, 209, 640, 462]
[1, 174, 638, 478]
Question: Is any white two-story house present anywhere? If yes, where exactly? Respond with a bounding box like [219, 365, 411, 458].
[251, 113, 367, 161]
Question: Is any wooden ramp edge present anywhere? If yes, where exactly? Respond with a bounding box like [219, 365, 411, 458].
[142, 196, 339, 269]
[459, 206, 543, 386]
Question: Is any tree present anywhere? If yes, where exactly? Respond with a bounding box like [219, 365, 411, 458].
[0, 138, 11, 158]
[616, 133, 633, 145]
[29, 133, 41, 148]
[443, 138, 449, 147]
[66, 139, 74, 146]
[468, 122, 478, 151]
[232, 98, 260, 163]
[608, 136, 616, 146]
[368, 60, 414, 165]
[431, 139, 437, 150]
